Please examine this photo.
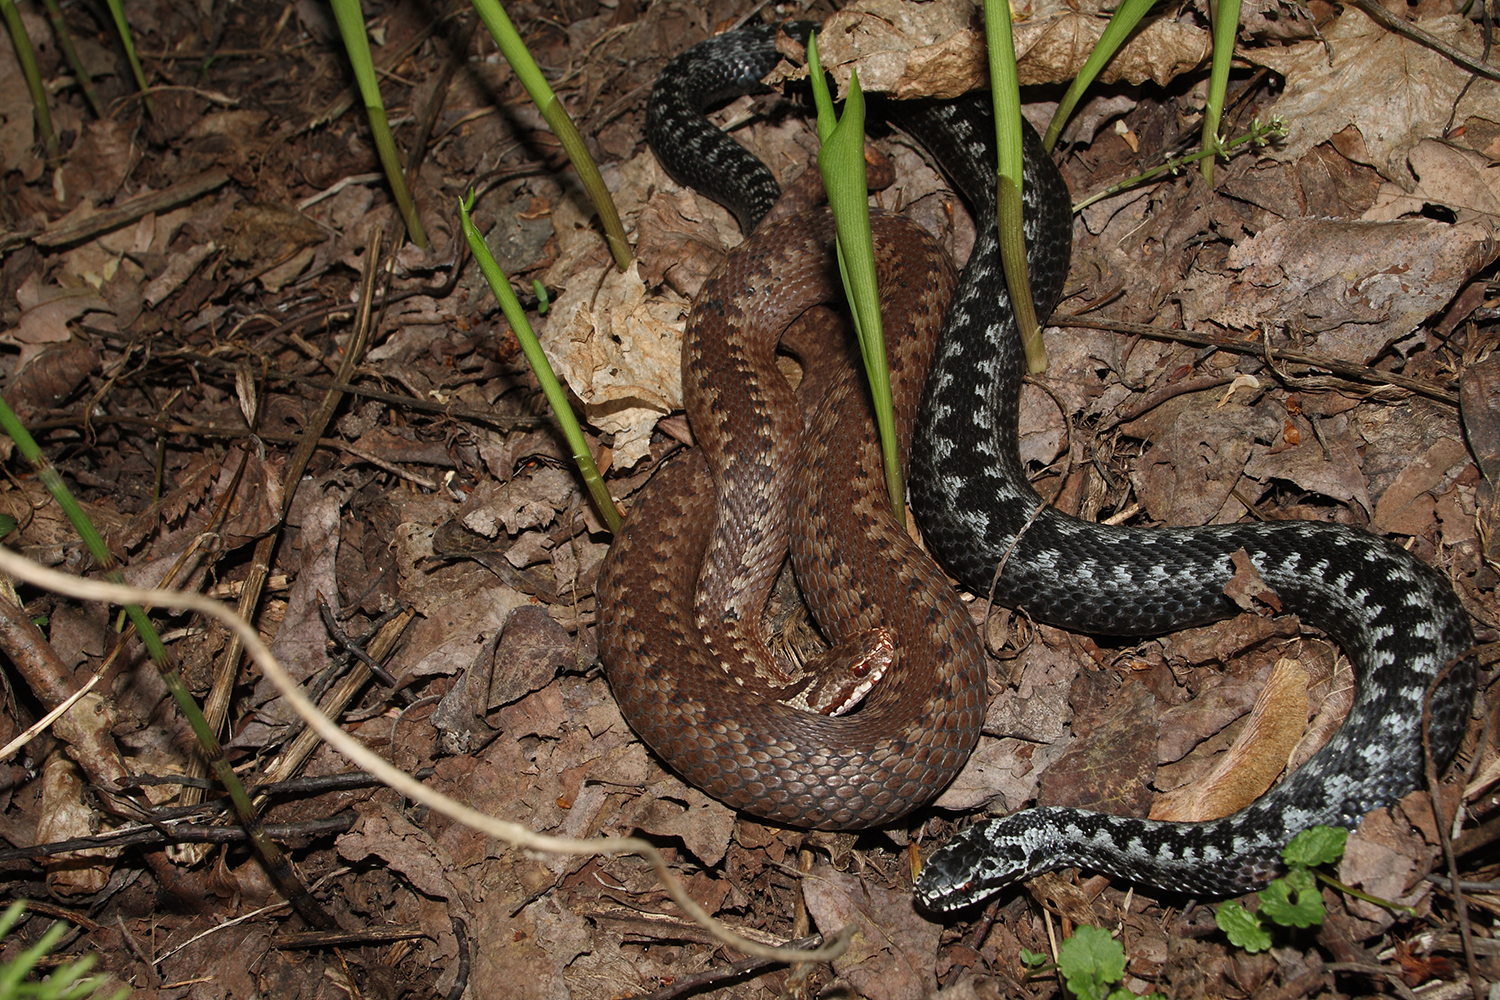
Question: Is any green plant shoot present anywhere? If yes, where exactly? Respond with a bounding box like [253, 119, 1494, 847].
[1043, 0, 1158, 152]
[805, 32, 904, 524]
[327, 0, 429, 247]
[1201, 0, 1242, 183]
[459, 191, 621, 532]
[983, 0, 1046, 373]
[471, 0, 631, 270]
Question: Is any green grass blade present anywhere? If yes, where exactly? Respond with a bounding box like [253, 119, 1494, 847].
[97, 0, 151, 116]
[1043, 0, 1158, 152]
[39, 0, 104, 118]
[807, 33, 904, 523]
[0, 0, 58, 162]
[328, 0, 429, 247]
[471, 0, 632, 270]
[1201, 0, 1242, 184]
[984, 0, 1045, 372]
[0, 394, 332, 930]
[460, 191, 622, 532]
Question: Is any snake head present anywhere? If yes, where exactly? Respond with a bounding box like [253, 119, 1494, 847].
[914, 819, 1034, 913]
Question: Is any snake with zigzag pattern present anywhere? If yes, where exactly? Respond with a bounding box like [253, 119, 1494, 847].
[597, 20, 1477, 905]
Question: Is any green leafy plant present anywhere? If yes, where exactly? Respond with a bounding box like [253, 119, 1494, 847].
[1215, 826, 1348, 953]
[0, 902, 126, 1000]
[805, 31, 904, 522]
[1021, 924, 1165, 1000]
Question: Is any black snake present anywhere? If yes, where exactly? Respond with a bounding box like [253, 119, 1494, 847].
[601, 20, 1477, 903]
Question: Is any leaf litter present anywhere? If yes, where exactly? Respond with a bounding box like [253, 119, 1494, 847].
[0, 0, 1496, 996]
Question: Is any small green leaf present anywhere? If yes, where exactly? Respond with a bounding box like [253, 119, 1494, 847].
[1281, 826, 1348, 869]
[1258, 868, 1325, 928]
[0, 514, 16, 537]
[532, 279, 550, 314]
[1215, 900, 1272, 953]
[1057, 925, 1126, 1000]
[1019, 948, 1049, 968]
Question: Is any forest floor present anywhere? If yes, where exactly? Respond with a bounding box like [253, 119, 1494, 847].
[0, 0, 1497, 997]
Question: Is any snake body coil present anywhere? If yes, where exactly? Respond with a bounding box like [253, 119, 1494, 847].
[606, 22, 1478, 902]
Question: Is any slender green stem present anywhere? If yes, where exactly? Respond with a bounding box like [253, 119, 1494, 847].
[471, 0, 632, 270]
[460, 192, 622, 532]
[98, 0, 151, 116]
[1201, 0, 1242, 184]
[1043, 0, 1159, 152]
[806, 34, 904, 523]
[1071, 117, 1284, 212]
[0, 0, 57, 162]
[328, 0, 429, 247]
[0, 393, 332, 930]
[38, 0, 103, 118]
[983, 0, 1045, 373]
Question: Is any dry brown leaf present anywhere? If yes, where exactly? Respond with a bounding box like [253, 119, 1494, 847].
[1371, 436, 1469, 534]
[811, 0, 1210, 98]
[1037, 679, 1158, 817]
[1120, 395, 1272, 525]
[6, 273, 111, 370]
[1224, 549, 1281, 614]
[1179, 217, 1497, 364]
[934, 735, 1071, 813]
[803, 863, 942, 1000]
[1253, 10, 1499, 184]
[1149, 658, 1309, 822]
[1243, 416, 1372, 519]
[1366, 140, 1500, 226]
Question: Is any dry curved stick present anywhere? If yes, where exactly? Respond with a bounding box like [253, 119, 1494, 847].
[0, 546, 855, 966]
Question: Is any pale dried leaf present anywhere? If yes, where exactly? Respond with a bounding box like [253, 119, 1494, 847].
[1366, 140, 1500, 226]
[543, 258, 689, 469]
[1149, 658, 1309, 822]
[810, 0, 1210, 99]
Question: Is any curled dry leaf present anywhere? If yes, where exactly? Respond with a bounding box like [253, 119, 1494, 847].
[1366, 139, 1500, 228]
[808, 0, 1210, 99]
[1179, 218, 1498, 364]
[1149, 658, 1310, 823]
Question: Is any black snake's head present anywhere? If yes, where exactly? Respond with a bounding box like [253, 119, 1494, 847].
[914, 819, 1031, 913]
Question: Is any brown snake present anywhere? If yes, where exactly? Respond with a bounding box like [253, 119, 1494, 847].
[596, 211, 986, 828]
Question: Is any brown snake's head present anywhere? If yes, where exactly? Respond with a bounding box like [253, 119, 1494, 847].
[799, 627, 896, 716]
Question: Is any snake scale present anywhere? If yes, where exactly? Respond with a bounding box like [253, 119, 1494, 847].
[598, 20, 1478, 903]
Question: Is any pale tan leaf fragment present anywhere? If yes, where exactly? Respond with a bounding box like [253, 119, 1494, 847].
[38, 752, 115, 895]
[1365, 140, 1500, 227]
[1149, 658, 1309, 822]
[1223, 549, 1281, 614]
[542, 259, 689, 469]
[806, 0, 1209, 99]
